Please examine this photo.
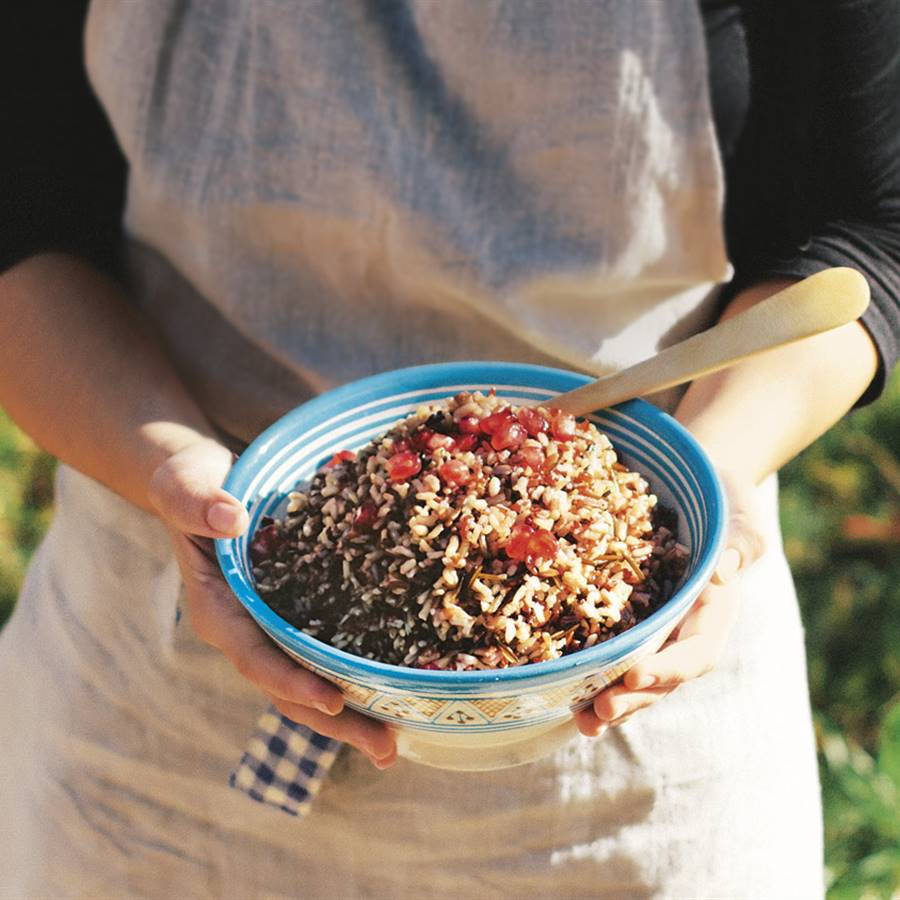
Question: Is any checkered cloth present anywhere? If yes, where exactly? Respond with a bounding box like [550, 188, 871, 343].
[230, 707, 342, 816]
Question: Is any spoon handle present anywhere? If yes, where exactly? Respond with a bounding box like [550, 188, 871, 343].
[551, 267, 870, 417]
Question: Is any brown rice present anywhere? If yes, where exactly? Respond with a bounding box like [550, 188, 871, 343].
[251, 391, 687, 670]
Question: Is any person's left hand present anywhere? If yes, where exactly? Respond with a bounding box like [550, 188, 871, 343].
[574, 469, 767, 737]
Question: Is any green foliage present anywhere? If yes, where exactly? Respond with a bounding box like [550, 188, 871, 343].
[780, 368, 900, 754]
[1, 370, 899, 896]
[818, 707, 900, 897]
[780, 367, 900, 898]
[0, 410, 56, 628]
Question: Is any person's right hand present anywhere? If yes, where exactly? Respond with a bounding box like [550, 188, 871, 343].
[147, 439, 397, 768]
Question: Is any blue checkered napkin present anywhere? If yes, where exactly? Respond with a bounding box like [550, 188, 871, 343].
[230, 707, 342, 816]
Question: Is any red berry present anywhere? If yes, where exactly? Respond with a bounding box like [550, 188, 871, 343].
[505, 523, 535, 561]
[325, 449, 356, 468]
[454, 433, 478, 452]
[479, 409, 512, 435]
[527, 529, 559, 561]
[409, 428, 434, 453]
[517, 407, 549, 436]
[549, 409, 577, 441]
[491, 420, 527, 452]
[517, 444, 545, 470]
[438, 459, 471, 486]
[249, 524, 283, 564]
[352, 502, 378, 532]
[458, 415, 481, 434]
[386, 450, 422, 483]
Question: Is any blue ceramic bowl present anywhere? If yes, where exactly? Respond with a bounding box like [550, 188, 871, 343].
[216, 362, 726, 770]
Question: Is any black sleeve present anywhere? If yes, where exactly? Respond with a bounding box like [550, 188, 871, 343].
[724, 0, 900, 405]
[0, 1, 127, 277]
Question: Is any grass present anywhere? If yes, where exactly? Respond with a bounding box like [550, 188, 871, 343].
[1, 371, 899, 896]
[779, 367, 900, 897]
[0, 417, 55, 626]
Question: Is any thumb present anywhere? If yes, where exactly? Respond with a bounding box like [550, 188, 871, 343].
[712, 511, 766, 586]
[148, 440, 249, 538]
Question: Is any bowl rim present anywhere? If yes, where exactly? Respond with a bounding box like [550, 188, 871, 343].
[216, 361, 726, 687]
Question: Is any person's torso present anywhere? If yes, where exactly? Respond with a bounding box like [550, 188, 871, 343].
[85, 0, 730, 442]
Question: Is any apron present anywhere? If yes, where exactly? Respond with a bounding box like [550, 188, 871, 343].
[0, 2, 823, 897]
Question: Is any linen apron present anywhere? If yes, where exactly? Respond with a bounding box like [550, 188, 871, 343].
[0, 2, 823, 897]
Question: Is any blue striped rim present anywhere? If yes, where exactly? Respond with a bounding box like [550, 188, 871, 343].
[216, 361, 726, 693]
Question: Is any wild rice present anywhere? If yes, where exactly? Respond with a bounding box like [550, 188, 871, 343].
[250, 391, 687, 670]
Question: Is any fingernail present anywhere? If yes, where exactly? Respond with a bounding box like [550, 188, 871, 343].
[714, 547, 742, 584]
[370, 754, 394, 770]
[207, 501, 245, 535]
[314, 699, 342, 716]
[631, 675, 656, 690]
[366, 742, 393, 761]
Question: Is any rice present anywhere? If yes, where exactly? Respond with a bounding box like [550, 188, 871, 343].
[250, 391, 688, 670]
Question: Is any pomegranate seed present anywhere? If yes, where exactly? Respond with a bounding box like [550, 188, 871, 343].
[325, 449, 356, 468]
[549, 409, 577, 441]
[458, 415, 481, 434]
[249, 524, 283, 564]
[527, 529, 559, 561]
[386, 450, 422, 483]
[454, 433, 478, 452]
[518, 444, 545, 470]
[479, 409, 513, 435]
[517, 407, 549, 436]
[438, 459, 471, 486]
[491, 420, 526, 452]
[392, 438, 410, 453]
[352, 502, 378, 532]
[409, 428, 434, 453]
[505, 523, 535, 561]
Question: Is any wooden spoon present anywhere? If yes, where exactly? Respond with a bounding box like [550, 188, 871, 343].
[549, 267, 870, 416]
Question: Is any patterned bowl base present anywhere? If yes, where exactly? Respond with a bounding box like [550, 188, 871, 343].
[270, 622, 674, 738]
[394, 717, 583, 771]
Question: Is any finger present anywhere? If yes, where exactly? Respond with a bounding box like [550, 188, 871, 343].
[624, 581, 739, 690]
[193, 584, 344, 714]
[370, 746, 399, 770]
[592, 685, 673, 722]
[573, 706, 608, 738]
[269, 696, 395, 760]
[712, 482, 767, 585]
[622, 628, 724, 690]
[148, 440, 248, 538]
[185, 533, 218, 564]
[172, 535, 345, 714]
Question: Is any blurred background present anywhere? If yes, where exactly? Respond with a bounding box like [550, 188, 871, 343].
[1, 371, 898, 898]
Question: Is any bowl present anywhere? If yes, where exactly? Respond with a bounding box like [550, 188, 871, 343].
[216, 362, 726, 771]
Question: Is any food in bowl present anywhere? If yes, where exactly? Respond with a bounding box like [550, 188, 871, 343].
[249, 391, 687, 671]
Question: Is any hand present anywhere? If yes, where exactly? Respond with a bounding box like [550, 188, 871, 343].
[147, 439, 397, 768]
[574, 469, 767, 737]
